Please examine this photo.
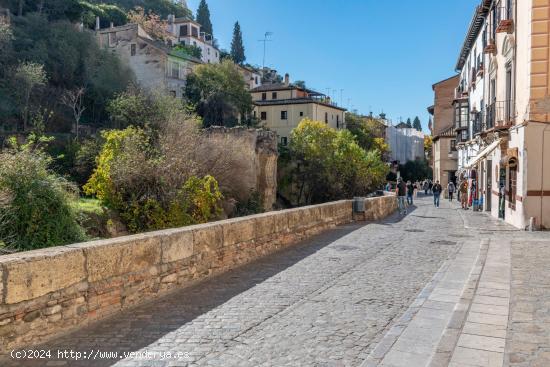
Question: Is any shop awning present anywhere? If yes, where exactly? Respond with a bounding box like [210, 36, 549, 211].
[465, 139, 502, 169]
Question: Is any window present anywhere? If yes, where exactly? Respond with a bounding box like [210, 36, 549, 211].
[255, 76, 259, 85]
[461, 130, 468, 141]
[171, 62, 179, 79]
[454, 101, 469, 129]
[253, 111, 257, 118]
[281, 137, 288, 146]
[262, 93, 267, 101]
[325, 112, 328, 123]
[130, 44, 136, 56]
[208, 48, 210, 55]
[272, 92, 277, 99]
[299, 111, 304, 117]
[337, 114, 340, 128]
[281, 111, 288, 120]
[180, 25, 188, 36]
[191, 26, 198, 37]
[450, 139, 457, 152]
[260, 111, 267, 120]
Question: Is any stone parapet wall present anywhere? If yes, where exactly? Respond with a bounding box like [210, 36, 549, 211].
[0, 196, 396, 351]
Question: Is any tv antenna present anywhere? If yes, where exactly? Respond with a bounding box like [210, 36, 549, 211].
[258, 32, 273, 69]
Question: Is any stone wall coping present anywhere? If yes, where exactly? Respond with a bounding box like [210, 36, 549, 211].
[0, 200, 353, 264]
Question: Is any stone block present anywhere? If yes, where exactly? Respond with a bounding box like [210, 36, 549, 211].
[254, 213, 277, 238]
[221, 218, 256, 246]
[79, 235, 161, 283]
[193, 223, 223, 253]
[3, 247, 86, 304]
[161, 229, 193, 263]
[286, 208, 304, 229]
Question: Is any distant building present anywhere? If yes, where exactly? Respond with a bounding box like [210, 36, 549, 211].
[251, 74, 346, 145]
[429, 75, 460, 189]
[383, 118, 425, 164]
[96, 23, 201, 98]
[166, 16, 220, 64]
[236, 64, 262, 90]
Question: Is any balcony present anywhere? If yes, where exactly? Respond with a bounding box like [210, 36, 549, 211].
[484, 101, 515, 131]
[484, 39, 496, 54]
[496, 6, 514, 33]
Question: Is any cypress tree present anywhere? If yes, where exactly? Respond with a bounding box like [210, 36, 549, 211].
[413, 116, 422, 131]
[231, 21, 245, 64]
[196, 0, 213, 37]
[406, 118, 412, 128]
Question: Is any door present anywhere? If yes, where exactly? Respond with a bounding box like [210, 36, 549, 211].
[486, 160, 492, 211]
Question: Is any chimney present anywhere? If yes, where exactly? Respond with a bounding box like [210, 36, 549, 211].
[95, 16, 100, 31]
[284, 73, 289, 86]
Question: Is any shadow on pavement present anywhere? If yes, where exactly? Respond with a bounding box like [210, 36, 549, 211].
[5, 222, 368, 367]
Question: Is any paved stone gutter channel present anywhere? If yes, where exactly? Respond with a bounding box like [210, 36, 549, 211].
[362, 239, 486, 367]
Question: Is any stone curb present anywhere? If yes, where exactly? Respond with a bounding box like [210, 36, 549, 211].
[427, 238, 490, 367]
[360, 240, 468, 367]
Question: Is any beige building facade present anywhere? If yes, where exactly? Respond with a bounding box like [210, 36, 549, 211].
[96, 23, 201, 99]
[429, 75, 460, 189]
[453, 0, 550, 229]
[251, 77, 346, 144]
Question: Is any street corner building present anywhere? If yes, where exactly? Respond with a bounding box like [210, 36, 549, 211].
[436, 0, 550, 229]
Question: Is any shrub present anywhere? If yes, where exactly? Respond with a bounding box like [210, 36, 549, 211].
[0, 137, 85, 250]
[84, 126, 223, 233]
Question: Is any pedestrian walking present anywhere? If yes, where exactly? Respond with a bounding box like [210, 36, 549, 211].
[447, 181, 455, 202]
[432, 180, 442, 207]
[423, 180, 429, 195]
[428, 180, 433, 195]
[459, 180, 468, 209]
[396, 177, 407, 215]
[406, 180, 414, 205]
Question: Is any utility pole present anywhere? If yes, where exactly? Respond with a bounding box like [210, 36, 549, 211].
[258, 32, 273, 69]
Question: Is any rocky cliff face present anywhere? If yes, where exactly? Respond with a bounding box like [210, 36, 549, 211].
[204, 127, 278, 212]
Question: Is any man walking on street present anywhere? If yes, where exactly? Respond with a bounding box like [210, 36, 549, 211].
[447, 181, 455, 202]
[396, 177, 407, 215]
[433, 180, 442, 208]
[459, 180, 469, 209]
[406, 180, 414, 205]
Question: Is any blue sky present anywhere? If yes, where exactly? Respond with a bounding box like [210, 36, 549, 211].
[187, 0, 479, 132]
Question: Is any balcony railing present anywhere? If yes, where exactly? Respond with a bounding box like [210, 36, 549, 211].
[496, 6, 513, 33]
[484, 100, 515, 131]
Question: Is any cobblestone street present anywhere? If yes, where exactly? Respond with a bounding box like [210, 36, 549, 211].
[5, 195, 550, 367]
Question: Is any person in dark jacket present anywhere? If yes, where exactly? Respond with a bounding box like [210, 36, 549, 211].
[396, 177, 407, 215]
[432, 180, 442, 208]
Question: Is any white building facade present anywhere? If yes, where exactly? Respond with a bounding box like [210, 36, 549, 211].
[384, 123, 425, 164]
[167, 17, 220, 64]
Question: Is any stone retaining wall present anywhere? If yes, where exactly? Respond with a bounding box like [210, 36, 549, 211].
[0, 196, 396, 351]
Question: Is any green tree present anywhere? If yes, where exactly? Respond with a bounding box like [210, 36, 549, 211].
[406, 117, 412, 128]
[15, 61, 47, 131]
[184, 59, 252, 127]
[413, 116, 422, 131]
[196, 0, 213, 37]
[280, 119, 388, 205]
[230, 21, 245, 65]
[345, 113, 389, 160]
